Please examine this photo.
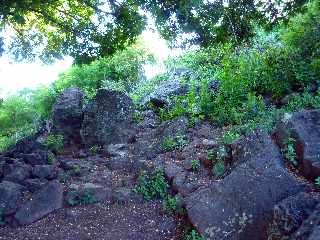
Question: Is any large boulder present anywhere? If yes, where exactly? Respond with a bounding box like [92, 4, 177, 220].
[14, 180, 63, 225]
[52, 87, 84, 143]
[185, 129, 308, 240]
[140, 68, 219, 108]
[274, 110, 320, 179]
[0, 181, 24, 215]
[140, 77, 189, 108]
[273, 192, 320, 236]
[292, 203, 320, 240]
[81, 89, 136, 146]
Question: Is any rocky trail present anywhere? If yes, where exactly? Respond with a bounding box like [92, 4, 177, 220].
[0, 87, 320, 240]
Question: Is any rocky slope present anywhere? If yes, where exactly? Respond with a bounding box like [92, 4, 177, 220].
[0, 86, 319, 240]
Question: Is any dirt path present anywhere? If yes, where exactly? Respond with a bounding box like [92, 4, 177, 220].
[0, 200, 184, 240]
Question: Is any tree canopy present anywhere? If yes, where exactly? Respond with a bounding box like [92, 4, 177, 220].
[0, 0, 146, 63]
[138, 0, 308, 47]
[0, 0, 307, 63]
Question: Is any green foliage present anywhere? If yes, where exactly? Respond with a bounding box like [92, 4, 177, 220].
[1, 0, 147, 63]
[89, 145, 101, 155]
[67, 190, 97, 206]
[315, 177, 320, 187]
[54, 45, 154, 98]
[284, 137, 298, 166]
[44, 134, 64, 154]
[47, 151, 56, 165]
[223, 130, 241, 145]
[163, 195, 180, 214]
[71, 165, 81, 176]
[161, 135, 188, 152]
[132, 111, 144, 123]
[134, 170, 169, 200]
[212, 161, 226, 177]
[285, 91, 320, 112]
[155, 1, 320, 131]
[139, 0, 306, 48]
[191, 159, 200, 172]
[185, 229, 203, 240]
[0, 94, 41, 152]
[130, 73, 169, 105]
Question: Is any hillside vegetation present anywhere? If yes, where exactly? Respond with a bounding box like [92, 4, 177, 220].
[1, 0, 319, 152]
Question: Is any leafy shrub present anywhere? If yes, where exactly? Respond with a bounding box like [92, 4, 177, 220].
[285, 91, 320, 112]
[89, 145, 101, 155]
[191, 159, 200, 171]
[212, 161, 226, 177]
[67, 190, 97, 206]
[55, 45, 154, 99]
[130, 73, 169, 105]
[185, 229, 203, 240]
[223, 130, 241, 145]
[47, 152, 56, 165]
[161, 135, 188, 152]
[284, 137, 298, 166]
[163, 195, 180, 214]
[315, 177, 320, 187]
[44, 134, 64, 153]
[134, 170, 169, 200]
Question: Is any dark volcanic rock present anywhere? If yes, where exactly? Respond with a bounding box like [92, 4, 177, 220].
[274, 110, 320, 179]
[140, 78, 189, 108]
[21, 151, 49, 166]
[273, 192, 320, 236]
[292, 203, 320, 240]
[3, 162, 32, 183]
[81, 89, 136, 146]
[185, 129, 308, 240]
[52, 87, 84, 144]
[0, 181, 24, 215]
[14, 180, 63, 225]
[32, 165, 58, 179]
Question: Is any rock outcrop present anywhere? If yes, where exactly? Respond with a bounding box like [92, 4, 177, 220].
[185, 129, 309, 240]
[14, 180, 63, 225]
[274, 110, 320, 179]
[52, 87, 85, 144]
[81, 89, 136, 146]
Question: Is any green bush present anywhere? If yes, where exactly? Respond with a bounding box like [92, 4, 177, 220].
[185, 230, 203, 240]
[54, 45, 154, 99]
[44, 134, 64, 153]
[161, 135, 188, 152]
[134, 170, 169, 200]
[0, 94, 41, 152]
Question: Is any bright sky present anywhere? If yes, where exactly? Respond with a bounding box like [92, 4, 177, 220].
[0, 29, 174, 99]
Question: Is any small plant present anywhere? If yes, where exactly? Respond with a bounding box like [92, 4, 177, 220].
[191, 159, 200, 171]
[212, 161, 225, 177]
[223, 129, 241, 144]
[207, 146, 228, 162]
[161, 134, 188, 152]
[163, 195, 178, 214]
[185, 229, 203, 240]
[67, 190, 97, 206]
[89, 145, 101, 155]
[44, 134, 64, 153]
[162, 136, 176, 151]
[284, 137, 298, 166]
[72, 165, 81, 176]
[133, 111, 144, 123]
[134, 170, 169, 200]
[47, 151, 56, 165]
[315, 176, 320, 187]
